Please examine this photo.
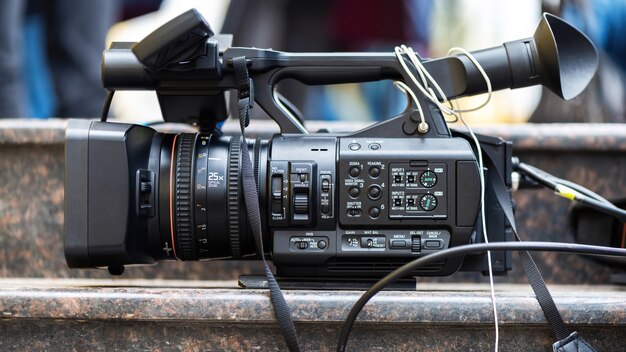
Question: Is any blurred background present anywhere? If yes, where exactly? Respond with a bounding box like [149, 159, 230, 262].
[1, 0, 624, 125]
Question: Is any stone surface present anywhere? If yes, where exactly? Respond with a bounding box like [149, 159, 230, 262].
[0, 280, 623, 351]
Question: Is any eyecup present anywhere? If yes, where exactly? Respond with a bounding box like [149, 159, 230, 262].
[534, 13, 598, 100]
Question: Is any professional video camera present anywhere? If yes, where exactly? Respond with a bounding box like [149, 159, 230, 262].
[65, 9, 599, 280]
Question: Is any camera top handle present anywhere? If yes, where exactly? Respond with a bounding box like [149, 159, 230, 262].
[102, 10, 597, 134]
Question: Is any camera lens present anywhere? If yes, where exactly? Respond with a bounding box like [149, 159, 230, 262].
[157, 132, 267, 261]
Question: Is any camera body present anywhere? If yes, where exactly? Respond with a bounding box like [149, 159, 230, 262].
[65, 119, 512, 277]
[65, 10, 596, 278]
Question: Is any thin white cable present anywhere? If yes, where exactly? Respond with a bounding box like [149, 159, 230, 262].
[456, 102, 499, 352]
[393, 44, 499, 352]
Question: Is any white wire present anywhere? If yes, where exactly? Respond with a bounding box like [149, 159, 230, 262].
[456, 102, 499, 352]
[393, 44, 499, 352]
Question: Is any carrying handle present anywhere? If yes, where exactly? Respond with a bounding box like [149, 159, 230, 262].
[225, 50, 443, 135]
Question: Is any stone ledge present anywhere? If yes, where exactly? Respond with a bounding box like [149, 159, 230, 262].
[0, 280, 623, 326]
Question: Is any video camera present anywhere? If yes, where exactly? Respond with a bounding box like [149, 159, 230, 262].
[64, 9, 598, 279]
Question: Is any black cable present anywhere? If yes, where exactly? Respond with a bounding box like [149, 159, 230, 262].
[336, 241, 626, 352]
[100, 91, 115, 122]
[516, 161, 626, 222]
[518, 162, 612, 206]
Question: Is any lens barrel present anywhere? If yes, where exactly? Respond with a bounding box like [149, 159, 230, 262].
[157, 132, 264, 261]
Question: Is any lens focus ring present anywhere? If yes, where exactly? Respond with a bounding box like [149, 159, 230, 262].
[228, 137, 241, 258]
[174, 133, 197, 260]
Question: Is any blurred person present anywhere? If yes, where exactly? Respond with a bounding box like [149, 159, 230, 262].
[227, 0, 433, 123]
[0, 0, 121, 118]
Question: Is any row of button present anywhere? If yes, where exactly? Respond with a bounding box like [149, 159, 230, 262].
[349, 165, 382, 179]
[348, 143, 381, 151]
[348, 185, 382, 200]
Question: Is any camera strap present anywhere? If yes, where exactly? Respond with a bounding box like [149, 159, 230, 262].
[232, 56, 301, 352]
[485, 153, 596, 351]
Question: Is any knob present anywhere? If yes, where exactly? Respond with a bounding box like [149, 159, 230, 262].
[294, 192, 309, 214]
[420, 194, 437, 211]
[420, 171, 437, 188]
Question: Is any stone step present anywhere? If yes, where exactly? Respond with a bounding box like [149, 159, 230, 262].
[0, 279, 624, 351]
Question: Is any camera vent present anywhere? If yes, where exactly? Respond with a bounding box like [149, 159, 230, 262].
[326, 259, 446, 273]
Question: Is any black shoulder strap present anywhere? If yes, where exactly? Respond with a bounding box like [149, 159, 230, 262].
[484, 152, 596, 351]
[232, 56, 301, 352]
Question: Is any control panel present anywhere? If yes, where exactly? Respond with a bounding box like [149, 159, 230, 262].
[274, 229, 450, 256]
[268, 161, 317, 226]
[388, 162, 447, 219]
[338, 138, 449, 226]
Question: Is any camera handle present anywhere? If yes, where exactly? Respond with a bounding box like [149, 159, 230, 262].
[224, 48, 452, 137]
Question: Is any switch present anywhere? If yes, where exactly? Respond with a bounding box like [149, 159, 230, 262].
[360, 236, 386, 249]
[271, 175, 283, 215]
[136, 169, 156, 217]
[321, 178, 330, 192]
[347, 209, 361, 217]
[299, 173, 307, 182]
[272, 175, 283, 199]
[321, 204, 330, 214]
[296, 241, 309, 249]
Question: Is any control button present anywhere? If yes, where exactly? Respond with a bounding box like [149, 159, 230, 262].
[321, 178, 330, 192]
[420, 171, 437, 188]
[368, 185, 382, 200]
[369, 166, 380, 178]
[296, 241, 309, 250]
[348, 143, 361, 151]
[411, 236, 421, 253]
[347, 209, 362, 217]
[369, 207, 380, 218]
[317, 240, 327, 249]
[369, 143, 381, 150]
[420, 194, 437, 211]
[299, 173, 307, 182]
[390, 240, 407, 249]
[294, 193, 309, 214]
[424, 240, 443, 249]
[349, 186, 360, 198]
[321, 204, 330, 214]
[349, 166, 361, 178]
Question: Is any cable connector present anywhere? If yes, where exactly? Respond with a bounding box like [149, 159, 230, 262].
[555, 184, 580, 201]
